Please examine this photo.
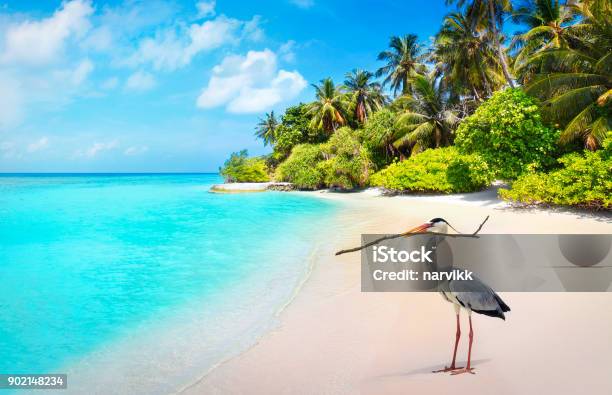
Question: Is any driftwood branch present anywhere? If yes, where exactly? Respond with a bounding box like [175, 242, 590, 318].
[334, 215, 490, 256]
[469, 215, 490, 236]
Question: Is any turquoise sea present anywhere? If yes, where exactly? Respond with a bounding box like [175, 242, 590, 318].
[0, 174, 340, 393]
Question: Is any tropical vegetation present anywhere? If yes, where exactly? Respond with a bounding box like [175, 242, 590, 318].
[223, 0, 610, 209]
[432, 8, 503, 101]
[343, 69, 387, 125]
[455, 88, 559, 179]
[219, 150, 269, 183]
[500, 132, 612, 209]
[275, 127, 374, 190]
[254, 112, 278, 147]
[370, 147, 494, 193]
[376, 34, 427, 95]
[393, 73, 459, 154]
[319, 127, 374, 189]
[307, 78, 348, 133]
[275, 144, 325, 189]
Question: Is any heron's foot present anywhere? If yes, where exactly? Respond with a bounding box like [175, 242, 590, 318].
[432, 365, 464, 373]
[450, 367, 475, 375]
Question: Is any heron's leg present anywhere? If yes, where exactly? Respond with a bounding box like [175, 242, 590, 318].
[466, 315, 473, 369]
[451, 313, 476, 375]
[450, 312, 461, 367]
[433, 307, 463, 373]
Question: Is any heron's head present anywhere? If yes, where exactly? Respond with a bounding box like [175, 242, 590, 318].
[406, 218, 458, 234]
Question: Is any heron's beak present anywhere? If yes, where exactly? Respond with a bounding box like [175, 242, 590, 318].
[405, 223, 432, 234]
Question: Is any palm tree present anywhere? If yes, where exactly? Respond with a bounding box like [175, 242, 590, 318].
[447, 0, 516, 87]
[393, 74, 459, 155]
[524, 50, 611, 151]
[432, 10, 503, 100]
[511, 0, 578, 82]
[375, 34, 427, 96]
[307, 78, 347, 133]
[523, 0, 611, 150]
[342, 69, 387, 124]
[254, 111, 278, 146]
[567, 0, 611, 54]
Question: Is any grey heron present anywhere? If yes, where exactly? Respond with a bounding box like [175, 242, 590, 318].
[405, 218, 511, 375]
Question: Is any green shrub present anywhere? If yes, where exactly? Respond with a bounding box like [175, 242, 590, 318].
[320, 127, 374, 189]
[361, 109, 398, 169]
[370, 147, 493, 193]
[220, 150, 269, 182]
[500, 133, 612, 209]
[455, 88, 559, 180]
[271, 104, 324, 162]
[275, 128, 374, 190]
[275, 144, 325, 189]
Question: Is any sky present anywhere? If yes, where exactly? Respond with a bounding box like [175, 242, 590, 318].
[0, 0, 450, 172]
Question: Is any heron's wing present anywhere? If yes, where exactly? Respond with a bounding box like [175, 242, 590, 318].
[449, 270, 509, 319]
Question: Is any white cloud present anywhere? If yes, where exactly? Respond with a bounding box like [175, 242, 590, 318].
[0, 2, 98, 129]
[101, 76, 119, 90]
[279, 40, 296, 62]
[0, 1, 98, 127]
[1, 0, 93, 65]
[81, 25, 113, 51]
[47, 59, 94, 92]
[71, 58, 93, 85]
[125, 71, 156, 91]
[81, 0, 177, 55]
[0, 74, 24, 129]
[290, 0, 315, 9]
[124, 145, 149, 156]
[125, 15, 262, 71]
[184, 16, 241, 60]
[196, 1, 216, 18]
[242, 16, 264, 42]
[76, 140, 118, 158]
[196, 49, 307, 113]
[27, 137, 49, 153]
[227, 70, 306, 113]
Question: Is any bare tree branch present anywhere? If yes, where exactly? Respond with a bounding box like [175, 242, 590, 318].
[334, 215, 490, 256]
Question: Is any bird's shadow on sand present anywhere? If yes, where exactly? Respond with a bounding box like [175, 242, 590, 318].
[374, 359, 492, 379]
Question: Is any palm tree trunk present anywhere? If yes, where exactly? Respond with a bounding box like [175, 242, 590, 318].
[472, 85, 481, 101]
[487, 0, 515, 88]
[478, 66, 492, 97]
[357, 102, 366, 124]
[402, 75, 410, 96]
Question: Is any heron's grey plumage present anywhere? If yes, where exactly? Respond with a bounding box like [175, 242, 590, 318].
[445, 269, 510, 320]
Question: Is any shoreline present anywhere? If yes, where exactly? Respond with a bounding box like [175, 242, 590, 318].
[175, 244, 324, 395]
[183, 189, 612, 394]
[58, 229, 336, 395]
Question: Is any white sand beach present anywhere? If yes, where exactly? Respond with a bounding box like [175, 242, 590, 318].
[209, 183, 272, 193]
[182, 189, 612, 395]
[209, 182, 292, 193]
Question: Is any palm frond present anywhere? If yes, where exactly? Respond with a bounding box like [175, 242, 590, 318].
[559, 103, 597, 145]
[396, 111, 429, 126]
[526, 73, 607, 97]
[542, 85, 607, 121]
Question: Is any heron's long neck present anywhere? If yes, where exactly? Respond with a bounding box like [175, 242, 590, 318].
[427, 235, 442, 272]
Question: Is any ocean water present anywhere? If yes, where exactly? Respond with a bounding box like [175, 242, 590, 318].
[0, 174, 340, 393]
